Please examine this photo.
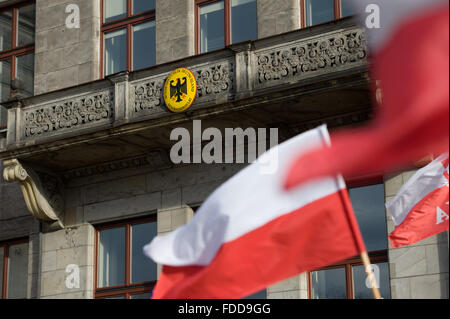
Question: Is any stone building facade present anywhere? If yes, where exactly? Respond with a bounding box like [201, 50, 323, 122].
[0, 0, 448, 299]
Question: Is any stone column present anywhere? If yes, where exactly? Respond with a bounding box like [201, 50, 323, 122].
[156, 205, 194, 278]
[39, 224, 95, 299]
[385, 172, 449, 299]
[257, 0, 301, 39]
[155, 0, 195, 64]
[267, 273, 308, 299]
[34, 0, 101, 95]
[26, 220, 41, 299]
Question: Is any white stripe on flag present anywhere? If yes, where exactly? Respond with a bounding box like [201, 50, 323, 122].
[144, 125, 346, 267]
[386, 153, 449, 226]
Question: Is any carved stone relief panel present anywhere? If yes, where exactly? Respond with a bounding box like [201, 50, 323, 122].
[130, 59, 235, 118]
[23, 89, 114, 140]
[193, 61, 234, 98]
[255, 28, 367, 88]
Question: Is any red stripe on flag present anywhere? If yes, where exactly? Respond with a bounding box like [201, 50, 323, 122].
[389, 186, 449, 248]
[152, 190, 365, 299]
[284, 6, 449, 189]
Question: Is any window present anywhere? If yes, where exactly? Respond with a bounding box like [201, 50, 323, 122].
[101, 0, 156, 77]
[308, 183, 391, 299]
[0, 1, 35, 128]
[196, 0, 258, 54]
[244, 289, 267, 299]
[95, 216, 158, 299]
[301, 0, 356, 27]
[1, 238, 29, 299]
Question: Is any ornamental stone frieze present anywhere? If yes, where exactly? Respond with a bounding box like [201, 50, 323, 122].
[194, 61, 234, 98]
[132, 78, 165, 115]
[23, 89, 114, 139]
[2, 159, 64, 228]
[254, 28, 366, 88]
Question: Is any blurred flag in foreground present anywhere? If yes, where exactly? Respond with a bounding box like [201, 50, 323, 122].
[284, 0, 449, 190]
[144, 126, 366, 299]
[387, 154, 449, 248]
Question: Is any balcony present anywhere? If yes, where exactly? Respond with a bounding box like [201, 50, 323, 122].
[0, 18, 371, 179]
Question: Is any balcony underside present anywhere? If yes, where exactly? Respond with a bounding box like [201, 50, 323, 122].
[0, 19, 372, 180]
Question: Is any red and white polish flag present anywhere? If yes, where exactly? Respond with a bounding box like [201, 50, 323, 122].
[284, 0, 449, 190]
[144, 126, 366, 299]
[386, 154, 449, 249]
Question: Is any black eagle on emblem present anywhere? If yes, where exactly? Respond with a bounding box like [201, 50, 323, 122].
[170, 77, 188, 102]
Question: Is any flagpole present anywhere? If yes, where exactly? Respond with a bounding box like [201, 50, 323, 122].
[360, 251, 382, 299]
[318, 126, 383, 300]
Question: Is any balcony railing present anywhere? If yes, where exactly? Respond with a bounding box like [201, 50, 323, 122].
[0, 18, 367, 157]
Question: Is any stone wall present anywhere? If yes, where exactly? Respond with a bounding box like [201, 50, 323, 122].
[34, 0, 101, 95]
[267, 273, 308, 299]
[257, 0, 301, 38]
[30, 0, 305, 95]
[60, 163, 245, 298]
[64, 163, 247, 227]
[39, 224, 94, 299]
[155, 0, 195, 64]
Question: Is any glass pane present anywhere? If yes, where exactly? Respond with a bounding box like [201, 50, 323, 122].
[353, 262, 391, 299]
[231, 0, 257, 44]
[0, 58, 11, 107]
[305, 0, 335, 27]
[0, 105, 6, 127]
[349, 184, 388, 252]
[98, 227, 126, 288]
[311, 268, 347, 299]
[244, 289, 267, 299]
[0, 247, 4, 299]
[7, 242, 28, 299]
[131, 222, 157, 284]
[104, 0, 127, 22]
[341, 0, 356, 17]
[0, 10, 12, 51]
[104, 28, 127, 76]
[0, 58, 10, 126]
[199, 1, 225, 53]
[130, 292, 152, 299]
[132, 21, 156, 70]
[17, 4, 35, 47]
[16, 54, 34, 97]
[104, 295, 126, 299]
[133, 0, 155, 14]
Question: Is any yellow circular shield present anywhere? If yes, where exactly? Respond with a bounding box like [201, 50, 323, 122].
[163, 68, 197, 113]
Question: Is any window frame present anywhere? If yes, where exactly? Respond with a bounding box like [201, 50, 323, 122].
[300, 0, 348, 28]
[100, 0, 156, 78]
[0, 0, 36, 129]
[307, 177, 390, 299]
[0, 237, 29, 299]
[195, 0, 259, 54]
[307, 250, 389, 299]
[94, 215, 157, 299]
[195, 0, 229, 55]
